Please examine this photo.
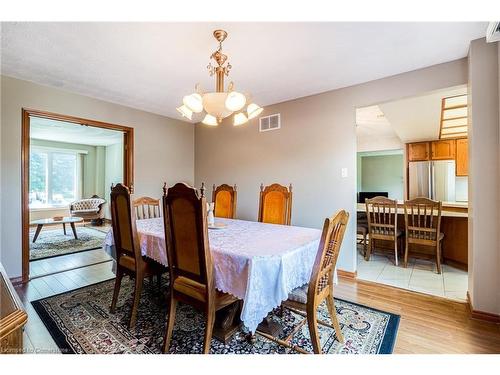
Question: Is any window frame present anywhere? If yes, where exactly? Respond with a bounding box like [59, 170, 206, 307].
[29, 145, 84, 209]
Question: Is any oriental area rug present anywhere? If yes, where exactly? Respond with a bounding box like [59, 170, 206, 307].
[32, 276, 399, 354]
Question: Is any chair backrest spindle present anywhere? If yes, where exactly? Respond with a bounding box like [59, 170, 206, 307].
[308, 210, 349, 299]
[133, 196, 161, 220]
[404, 197, 442, 244]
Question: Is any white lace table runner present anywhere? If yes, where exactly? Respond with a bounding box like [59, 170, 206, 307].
[103, 217, 322, 332]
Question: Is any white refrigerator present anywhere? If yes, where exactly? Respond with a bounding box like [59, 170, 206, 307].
[408, 160, 456, 201]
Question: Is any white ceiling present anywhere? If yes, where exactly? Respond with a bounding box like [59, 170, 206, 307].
[1, 22, 487, 121]
[30, 116, 123, 146]
[379, 85, 467, 142]
[356, 105, 403, 152]
[356, 105, 397, 137]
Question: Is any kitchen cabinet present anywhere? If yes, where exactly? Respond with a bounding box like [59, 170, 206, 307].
[430, 140, 456, 160]
[456, 138, 468, 176]
[407, 142, 430, 161]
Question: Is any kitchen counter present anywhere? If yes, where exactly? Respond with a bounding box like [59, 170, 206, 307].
[356, 203, 468, 218]
[357, 202, 468, 269]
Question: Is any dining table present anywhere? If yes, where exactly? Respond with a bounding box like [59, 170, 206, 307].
[103, 217, 333, 340]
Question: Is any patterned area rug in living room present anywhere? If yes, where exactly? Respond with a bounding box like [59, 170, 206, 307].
[29, 227, 107, 261]
[31, 277, 400, 354]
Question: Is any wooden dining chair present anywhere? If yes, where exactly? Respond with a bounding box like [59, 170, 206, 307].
[258, 183, 293, 225]
[133, 196, 161, 219]
[357, 212, 369, 257]
[161, 182, 239, 354]
[212, 184, 237, 219]
[109, 184, 165, 329]
[258, 210, 349, 354]
[404, 198, 444, 274]
[365, 196, 402, 265]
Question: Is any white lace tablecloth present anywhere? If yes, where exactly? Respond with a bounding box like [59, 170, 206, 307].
[103, 217, 325, 333]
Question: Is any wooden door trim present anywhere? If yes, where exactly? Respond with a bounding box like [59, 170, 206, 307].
[21, 108, 134, 283]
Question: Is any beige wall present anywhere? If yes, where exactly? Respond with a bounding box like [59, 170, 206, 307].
[467, 38, 500, 316]
[195, 58, 468, 272]
[360, 154, 404, 200]
[0, 76, 195, 278]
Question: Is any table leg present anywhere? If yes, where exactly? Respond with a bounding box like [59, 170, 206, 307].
[246, 332, 257, 344]
[70, 222, 78, 239]
[246, 313, 284, 343]
[32, 224, 43, 243]
[63, 223, 67, 235]
[256, 315, 284, 337]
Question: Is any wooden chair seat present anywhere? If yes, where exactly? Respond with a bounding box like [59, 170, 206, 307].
[172, 276, 237, 308]
[370, 228, 403, 238]
[117, 254, 164, 276]
[407, 232, 444, 242]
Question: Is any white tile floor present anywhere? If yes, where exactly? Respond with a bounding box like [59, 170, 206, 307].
[356, 245, 468, 301]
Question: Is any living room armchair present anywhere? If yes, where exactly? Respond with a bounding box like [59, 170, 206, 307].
[70, 195, 106, 225]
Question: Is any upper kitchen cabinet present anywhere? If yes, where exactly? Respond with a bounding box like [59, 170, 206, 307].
[407, 142, 430, 161]
[430, 139, 456, 160]
[456, 138, 468, 176]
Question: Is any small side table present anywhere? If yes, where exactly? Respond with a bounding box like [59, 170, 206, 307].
[30, 217, 84, 243]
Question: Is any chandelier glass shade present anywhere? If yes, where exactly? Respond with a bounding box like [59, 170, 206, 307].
[176, 30, 262, 126]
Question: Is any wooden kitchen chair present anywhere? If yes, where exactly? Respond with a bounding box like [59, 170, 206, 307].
[258, 210, 349, 354]
[212, 184, 237, 219]
[357, 212, 369, 257]
[162, 182, 238, 354]
[109, 184, 165, 329]
[404, 198, 444, 274]
[365, 196, 402, 265]
[133, 196, 161, 219]
[258, 183, 293, 225]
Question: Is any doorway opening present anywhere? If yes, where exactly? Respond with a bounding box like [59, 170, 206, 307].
[22, 109, 134, 282]
[355, 86, 468, 302]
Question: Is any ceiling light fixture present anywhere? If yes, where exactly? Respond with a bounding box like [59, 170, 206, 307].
[177, 29, 263, 126]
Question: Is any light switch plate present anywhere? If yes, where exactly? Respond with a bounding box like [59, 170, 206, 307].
[341, 168, 348, 178]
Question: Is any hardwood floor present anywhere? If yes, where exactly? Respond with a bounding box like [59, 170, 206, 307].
[335, 278, 500, 353]
[30, 248, 112, 278]
[14, 267, 500, 354]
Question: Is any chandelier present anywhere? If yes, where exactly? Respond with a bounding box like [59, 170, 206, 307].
[176, 29, 263, 126]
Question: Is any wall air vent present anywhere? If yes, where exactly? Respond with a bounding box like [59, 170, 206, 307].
[486, 22, 500, 43]
[259, 113, 281, 132]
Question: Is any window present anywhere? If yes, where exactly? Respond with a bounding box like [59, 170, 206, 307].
[29, 148, 80, 208]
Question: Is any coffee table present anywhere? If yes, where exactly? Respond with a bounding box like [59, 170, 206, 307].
[30, 217, 84, 243]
